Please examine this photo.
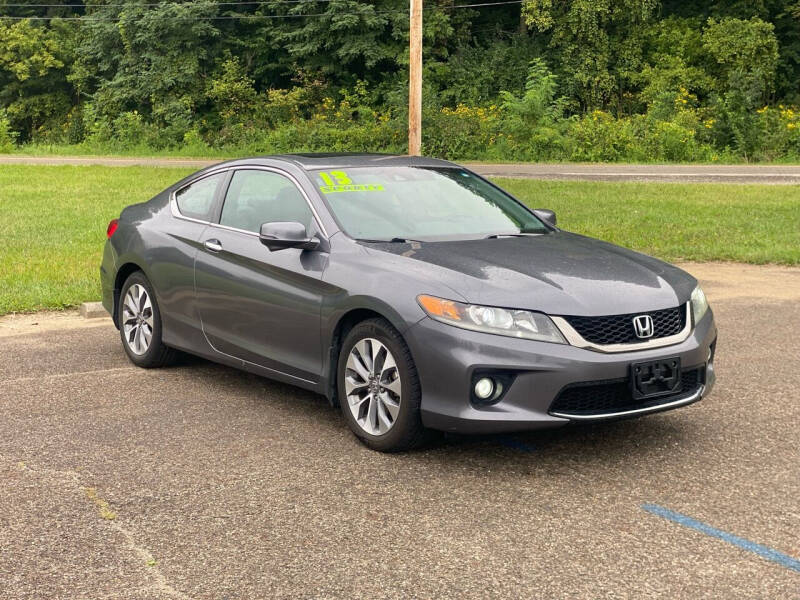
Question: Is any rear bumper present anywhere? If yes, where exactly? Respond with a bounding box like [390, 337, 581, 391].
[404, 310, 717, 434]
[100, 241, 117, 322]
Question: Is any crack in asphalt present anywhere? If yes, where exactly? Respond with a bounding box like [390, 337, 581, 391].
[7, 456, 191, 600]
[1, 366, 137, 385]
[104, 518, 191, 600]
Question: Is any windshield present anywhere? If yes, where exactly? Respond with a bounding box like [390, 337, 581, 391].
[310, 167, 549, 241]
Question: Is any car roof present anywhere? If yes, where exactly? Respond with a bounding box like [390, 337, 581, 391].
[214, 153, 459, 171]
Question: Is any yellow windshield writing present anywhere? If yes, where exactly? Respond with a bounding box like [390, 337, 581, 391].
[317, 171, 384, 194]
[320, 183, 385, 194]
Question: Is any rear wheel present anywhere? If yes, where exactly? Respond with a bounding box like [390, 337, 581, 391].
[337, 318, 429, 452]
[118, 271, 176, 368]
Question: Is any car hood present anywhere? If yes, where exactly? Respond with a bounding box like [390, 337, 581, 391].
[365, 232, 696, 316]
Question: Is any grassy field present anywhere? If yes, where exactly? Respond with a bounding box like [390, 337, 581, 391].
[501, 179, 800, 265]
[1, 164, 798, 314]
[0, 165, 194, 314]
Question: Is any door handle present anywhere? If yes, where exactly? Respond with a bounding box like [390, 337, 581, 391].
[204, 239, 223, 252]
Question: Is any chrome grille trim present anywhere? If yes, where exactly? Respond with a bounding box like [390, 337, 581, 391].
[552, 303, 692, 353]
[550, 385, 704, 420]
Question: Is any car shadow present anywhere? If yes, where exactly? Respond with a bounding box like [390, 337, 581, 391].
[171, 352, 705, 470]
[428, 413, 704, 473]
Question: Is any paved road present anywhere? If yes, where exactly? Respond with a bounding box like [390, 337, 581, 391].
[1, 266, 799, 599]
[3, 154, 800, 183]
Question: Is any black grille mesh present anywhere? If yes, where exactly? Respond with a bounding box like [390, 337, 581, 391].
[549, 367, 703, 416]
[564, 305, 686, 345]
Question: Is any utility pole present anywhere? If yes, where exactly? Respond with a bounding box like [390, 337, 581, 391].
[408, 0, 422, 156]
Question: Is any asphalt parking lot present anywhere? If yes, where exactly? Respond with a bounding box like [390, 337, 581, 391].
[1, 264, 798, 599]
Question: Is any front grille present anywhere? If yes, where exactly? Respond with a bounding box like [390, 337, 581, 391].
[564, 305, 686, 345]
[549, 367, 703, 417]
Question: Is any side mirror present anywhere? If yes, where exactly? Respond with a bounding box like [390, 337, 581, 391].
[533, 208, 557, 228]
[259, 222, 319, 252]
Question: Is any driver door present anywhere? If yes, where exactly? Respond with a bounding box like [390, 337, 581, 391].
[193, 168, 328, 383]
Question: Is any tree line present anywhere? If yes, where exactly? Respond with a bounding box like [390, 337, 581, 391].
[0, 0, 798, 161]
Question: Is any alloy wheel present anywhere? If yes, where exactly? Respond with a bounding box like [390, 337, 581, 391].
[122, 283, 154, 356]
[344, 337, 402, 436]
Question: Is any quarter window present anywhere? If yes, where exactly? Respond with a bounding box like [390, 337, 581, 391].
[175, 173, 224, 221]
[220, 170, 313, 233]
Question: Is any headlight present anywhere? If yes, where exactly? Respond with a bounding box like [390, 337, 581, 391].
[691, 285, 709, 325]
[417, 295, 566, 344]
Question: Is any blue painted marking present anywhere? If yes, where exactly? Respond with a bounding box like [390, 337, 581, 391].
[495, 436, 535, 452]
[642, 503, 800, 574]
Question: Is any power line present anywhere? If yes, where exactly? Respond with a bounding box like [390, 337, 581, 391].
[0, 0, 521, 6]
[0, 0, 523, 20]
[0, 0, 335, 7]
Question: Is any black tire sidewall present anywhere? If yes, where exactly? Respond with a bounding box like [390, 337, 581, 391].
[337, 319, 423, 451]
[118, 271, 167, 367]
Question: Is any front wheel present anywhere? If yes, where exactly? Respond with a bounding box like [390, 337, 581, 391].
[337, 318, 430, 452]
[118, 271, 176, 368]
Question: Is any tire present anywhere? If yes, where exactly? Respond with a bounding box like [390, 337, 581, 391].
[337, 318, 430, 452]
[118, 271, 176, 368]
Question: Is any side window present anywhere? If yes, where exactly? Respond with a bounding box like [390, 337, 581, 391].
[220, 170, 314, 233]
[175, 173, 224, 221]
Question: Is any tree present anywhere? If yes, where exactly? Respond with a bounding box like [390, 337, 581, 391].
[0, 19, 73, 140]
[72, 1, 221, 142]
[702, 17, 779, 101]
[523, 0, 659, 112]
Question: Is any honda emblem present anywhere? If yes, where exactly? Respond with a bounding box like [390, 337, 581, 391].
[633, 314, 655, 339]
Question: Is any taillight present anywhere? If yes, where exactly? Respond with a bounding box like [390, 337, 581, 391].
[107, 218, 119, 238]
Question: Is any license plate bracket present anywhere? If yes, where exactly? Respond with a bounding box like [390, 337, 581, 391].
[631, 357, 681, 400]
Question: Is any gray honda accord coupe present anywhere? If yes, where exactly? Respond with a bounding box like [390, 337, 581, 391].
[101, 153, 717, 451]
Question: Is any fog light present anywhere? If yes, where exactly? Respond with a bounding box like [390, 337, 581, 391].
[474, 377, 495, 400]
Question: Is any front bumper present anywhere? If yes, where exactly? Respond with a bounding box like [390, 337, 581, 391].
[404, 310, 717, 434]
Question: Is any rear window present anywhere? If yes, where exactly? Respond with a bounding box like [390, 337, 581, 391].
[175, 173, 224, 221]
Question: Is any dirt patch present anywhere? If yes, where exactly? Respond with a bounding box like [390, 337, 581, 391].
[676, 262, 800, 302]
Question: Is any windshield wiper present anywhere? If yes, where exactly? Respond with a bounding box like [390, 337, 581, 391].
[483, 232, 544, 239]
[356, 237, 415, 243]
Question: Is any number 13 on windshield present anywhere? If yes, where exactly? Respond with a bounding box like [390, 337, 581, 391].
[317, 171, 384, 194]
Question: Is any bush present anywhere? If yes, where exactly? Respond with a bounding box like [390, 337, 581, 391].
[12, 81, 798, 164]
[111, 111, 158, 149]
[494, 59, 568, 160]
[423, 104, 499, 159]
[0, 109, 18, 152]
[568, 111, 636, 162]
[638, 118, 712, 162]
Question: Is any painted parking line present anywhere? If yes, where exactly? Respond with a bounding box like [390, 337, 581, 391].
[642, 503, 800, 574]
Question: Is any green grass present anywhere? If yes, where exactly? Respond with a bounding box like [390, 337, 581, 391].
[498, 178, 800, 265]
[7, 144, 235, 160]
[0, 165, 193, 314]
[0, 165, 798, 314]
